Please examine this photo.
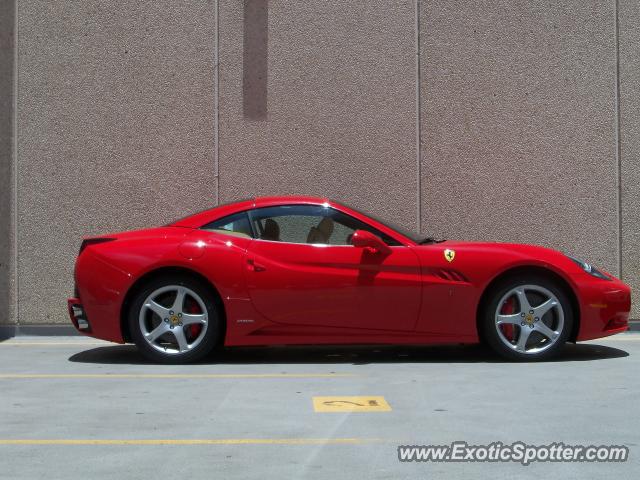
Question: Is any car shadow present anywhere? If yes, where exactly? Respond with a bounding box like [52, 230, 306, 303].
[68, 342, 629, 365]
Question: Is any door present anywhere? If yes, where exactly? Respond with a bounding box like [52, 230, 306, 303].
[244, 204, 422, 331]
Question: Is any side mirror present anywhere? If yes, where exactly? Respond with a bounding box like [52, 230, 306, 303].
[350, 230, 390, 254]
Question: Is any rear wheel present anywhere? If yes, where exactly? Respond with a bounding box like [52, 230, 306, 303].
[482, 275, 574, 361]
[128, 275, 221, 364]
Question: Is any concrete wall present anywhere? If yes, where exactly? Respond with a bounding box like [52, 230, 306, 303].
[16, 0, 217, 325]
[0, 0, 15, 328]
[420, 0, 619, 273]
[620, 0, 640, 315]
[218, 0, 418, 227]
[7, 0, 640, 327]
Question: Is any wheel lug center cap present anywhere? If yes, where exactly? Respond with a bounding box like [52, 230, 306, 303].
[524, 313, 535, 325]
[169, 315, 180, 326]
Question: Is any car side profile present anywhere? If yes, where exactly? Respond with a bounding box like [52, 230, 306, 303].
[68, 196, 631, 363]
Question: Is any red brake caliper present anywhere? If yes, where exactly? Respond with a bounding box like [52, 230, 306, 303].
[185, 299, 203, 339]
[499, 297, 516, 341]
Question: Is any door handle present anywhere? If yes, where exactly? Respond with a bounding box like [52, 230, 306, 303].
[247, 259, 266, 272]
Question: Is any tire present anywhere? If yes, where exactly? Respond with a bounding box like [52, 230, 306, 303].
[128, 274, 221, 364]
[481, 274, 574, 361]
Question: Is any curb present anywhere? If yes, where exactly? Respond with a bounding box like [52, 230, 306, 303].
[0, 325, 80, 339]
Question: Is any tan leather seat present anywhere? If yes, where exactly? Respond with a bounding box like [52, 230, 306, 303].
[306, 217, 334, 244]
[261, 218, 281, 241]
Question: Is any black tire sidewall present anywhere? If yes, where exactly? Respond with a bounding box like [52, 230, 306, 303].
[128, 275, 221, 364]
[482, 275, 574, 361]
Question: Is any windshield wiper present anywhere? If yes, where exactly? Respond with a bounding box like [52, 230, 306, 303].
[418, 236, 446, 245]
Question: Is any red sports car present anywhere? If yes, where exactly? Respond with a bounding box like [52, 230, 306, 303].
[68, 196, 631, 363]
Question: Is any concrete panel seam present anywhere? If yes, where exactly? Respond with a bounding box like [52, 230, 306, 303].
[615, 0, 622, 272]
[215, 0, 220, 204]
[415, 0, 422, 234]
[12, 0, 19, 330]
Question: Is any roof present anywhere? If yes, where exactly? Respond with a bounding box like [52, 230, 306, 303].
[253, 195, 330, 207]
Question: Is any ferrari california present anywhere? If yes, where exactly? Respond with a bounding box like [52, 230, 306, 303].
[68, 196, 630, 363]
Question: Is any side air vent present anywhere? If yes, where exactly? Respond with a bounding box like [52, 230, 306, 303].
[431, 268, 469, 283]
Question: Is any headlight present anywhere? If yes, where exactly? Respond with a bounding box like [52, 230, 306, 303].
[567, 256, 611, 280]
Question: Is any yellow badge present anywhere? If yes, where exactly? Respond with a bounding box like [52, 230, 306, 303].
[444, 249, 455, 262]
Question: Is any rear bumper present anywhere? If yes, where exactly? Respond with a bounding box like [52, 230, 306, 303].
[70, 247, 132, 344]
[576, 278, 632, 341]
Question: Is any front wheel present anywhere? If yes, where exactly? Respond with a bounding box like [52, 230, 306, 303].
[128, 275, 221, 364]
[481, 275, 574, 361]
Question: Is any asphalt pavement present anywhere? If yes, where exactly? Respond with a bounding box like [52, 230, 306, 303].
[1, 334, 638, 479]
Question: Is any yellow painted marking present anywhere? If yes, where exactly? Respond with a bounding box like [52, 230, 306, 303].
[0, 438, 380, 446]
[0, 373, 356, 379]
[584, 336, 640, 342]
[0, 342, 108, 346]
[313, 396, 391, 412]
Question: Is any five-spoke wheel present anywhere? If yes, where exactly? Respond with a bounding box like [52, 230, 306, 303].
[139, 285, 209, 354]
[129, 275, 220, 363]
[482, 275, 573, 361]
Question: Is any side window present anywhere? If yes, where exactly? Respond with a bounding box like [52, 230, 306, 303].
[248, 205, 401, 246]
[201, 212, 253, 239]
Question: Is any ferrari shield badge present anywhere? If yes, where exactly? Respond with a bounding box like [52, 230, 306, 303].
[444, 249, 455, 262]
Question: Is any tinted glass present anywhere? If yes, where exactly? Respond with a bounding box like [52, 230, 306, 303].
[202, 212, 253, 238]
[248, 205, 401, 246]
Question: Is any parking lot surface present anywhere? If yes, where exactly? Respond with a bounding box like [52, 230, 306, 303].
[1, 334, 639, 479]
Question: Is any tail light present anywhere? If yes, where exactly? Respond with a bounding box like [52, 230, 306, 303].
[79, 237, 116, 254]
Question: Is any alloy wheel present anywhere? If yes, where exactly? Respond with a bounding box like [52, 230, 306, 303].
[138, 285, 209, 355]
[494, 284, 565, 355]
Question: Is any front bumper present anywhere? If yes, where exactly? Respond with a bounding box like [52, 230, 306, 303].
[576, 277, 631, 341]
